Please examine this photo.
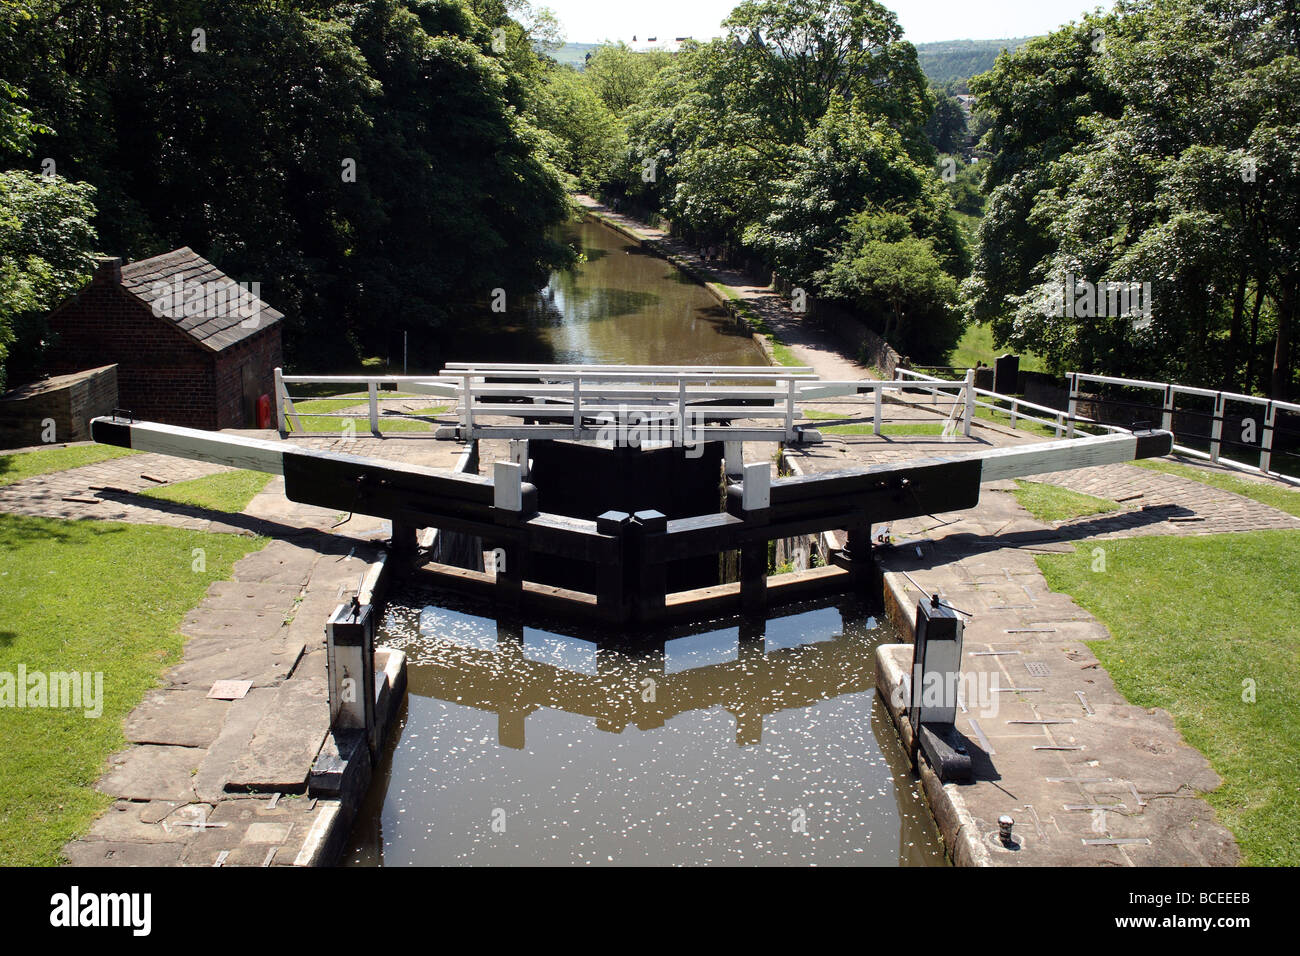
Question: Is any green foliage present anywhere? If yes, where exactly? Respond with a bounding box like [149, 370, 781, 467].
[747, 99, 948, 284]
[583, 43, 672, 114]
[914, 37, 1035, 88]
[0, 171, 98, 389]
[924, 89, 968, 155]
[1, 0, 572, 370]
[529, 65, 626, 191]
[819, 208, 964, 358]
[968, 0, 1300, 398]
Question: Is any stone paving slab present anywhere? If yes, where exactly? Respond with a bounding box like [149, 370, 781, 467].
[874, 486, 1242, 867]
[193, 689, 278, 803]
[96, 745, 202, 803]
[224, 678, 330, 793]
[165, 633, 305, 689]
[124, 690, 231, 748]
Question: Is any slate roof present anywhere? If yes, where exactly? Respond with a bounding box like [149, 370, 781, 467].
[119, 247, 283, 352]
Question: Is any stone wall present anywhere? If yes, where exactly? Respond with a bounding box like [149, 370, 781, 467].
[0, 364, 118, 449]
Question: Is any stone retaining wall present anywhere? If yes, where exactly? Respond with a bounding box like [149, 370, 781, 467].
[0, 364, 117, 449]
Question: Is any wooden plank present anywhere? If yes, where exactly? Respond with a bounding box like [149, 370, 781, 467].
[977, 433, 1138, 482]
[92, 418, 287, 474]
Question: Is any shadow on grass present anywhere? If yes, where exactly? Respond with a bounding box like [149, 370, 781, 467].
[888, 504, 1197, 569]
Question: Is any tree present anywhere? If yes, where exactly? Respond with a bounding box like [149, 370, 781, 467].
[0, 171, 98, 389]
[0, 0, 574, 368]
[924, 87, 968, 155]
[966, 0, 1300, 397]
[529, 65, 626, 191]
[746, 96, 964, 287]
[821, 209, 962, 357]
[584, 42, 671, 114]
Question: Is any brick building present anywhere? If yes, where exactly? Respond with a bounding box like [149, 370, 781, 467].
[45, 248, 284, 430]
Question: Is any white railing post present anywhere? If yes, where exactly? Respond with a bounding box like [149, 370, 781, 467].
[963, 369, 974, 437]
[679, 378, 688, 446]
[1210, 391, 1225, 462]
[573, 376, 582, 439]
[1066, 372, 1078, 439]
[873, 384, 882, 436]
[1009, 397, 1019, 430]
[368, 381, 379, 434]
[1055, 411, 1064, 438]
[785, 378, 796, 441]
[273, 367, 287, 435]
[1161, 384, 1174, 432]
[462, 373, 474, 433]
[1261, 401, 1276, 475]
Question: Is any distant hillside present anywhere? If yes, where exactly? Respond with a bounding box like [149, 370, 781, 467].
[915, 37, 1035, 89]
[550, 42, 601, 69]
[551, 37, 1037, 84]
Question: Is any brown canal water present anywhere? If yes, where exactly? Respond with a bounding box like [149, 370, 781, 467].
[343, 590, 946, 866]
[430, 216, 769, 368]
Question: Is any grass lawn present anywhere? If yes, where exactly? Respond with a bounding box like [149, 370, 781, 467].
[1012, 479, 1122, 522]
[801, 409, 946, 436]
[0, 515, 266, 865]
[1134, 458, 1300, 519]
[140, 469, 273, 513]
[1036, 530, 1300, 865]
[821, 422, 947, 436]
[285, 399, 448, 434]
[0, 444, 138, 487]
[945, 322, 1048, 373]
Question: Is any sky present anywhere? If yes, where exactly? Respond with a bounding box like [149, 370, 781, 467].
[539, 0, 1102, 46]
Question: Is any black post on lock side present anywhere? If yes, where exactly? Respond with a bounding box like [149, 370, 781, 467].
[909, 595, 972, 782]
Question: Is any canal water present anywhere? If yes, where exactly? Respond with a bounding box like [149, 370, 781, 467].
[344, 590, 945, 866]
[342, 214, 944, 865]
[432, 216, 769, 368]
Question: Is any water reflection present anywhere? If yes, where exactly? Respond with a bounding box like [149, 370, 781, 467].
[344, 590, 946, 867]
[429, 217, 768, 368]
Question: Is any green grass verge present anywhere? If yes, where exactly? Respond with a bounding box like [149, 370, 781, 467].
[945, 322, 1048, 373]
[0, 515, 266, 865]
[1012, 479, 1121, 522]
[285, 403, 447, 434]
[0, 444, 138, 487]
[1133, 458, 1300, 519]
[821, 422, 947, 436]
[1036, 531, 1300, 866]
[801, 409, 946, 436]
[140, 470, 274, 514]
